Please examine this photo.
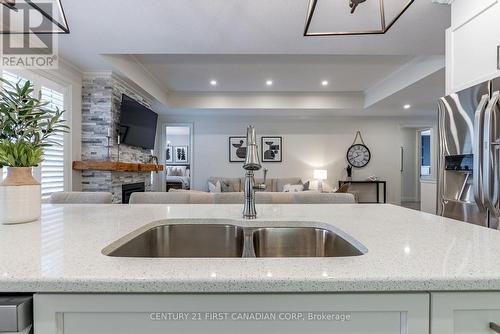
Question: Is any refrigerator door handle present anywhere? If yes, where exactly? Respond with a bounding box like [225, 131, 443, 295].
[437, 99, 447, 216]
[482, 91, 500, 216]
[473, 94, 490, 211]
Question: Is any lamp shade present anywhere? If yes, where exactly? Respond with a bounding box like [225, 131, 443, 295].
[313, 169, 328, 180]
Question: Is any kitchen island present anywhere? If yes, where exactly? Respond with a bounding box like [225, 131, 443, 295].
[1, 204, 500, 333]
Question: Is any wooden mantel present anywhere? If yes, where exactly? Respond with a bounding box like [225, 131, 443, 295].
[72, 161, 163, 172]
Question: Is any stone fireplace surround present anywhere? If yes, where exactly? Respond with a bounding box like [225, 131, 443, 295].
[81, 73, 154, 203]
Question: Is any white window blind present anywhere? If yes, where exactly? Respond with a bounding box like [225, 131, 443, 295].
[1, 71, 28, 181]
[1, 72, 67, 196]
[40, 86, 65, 198]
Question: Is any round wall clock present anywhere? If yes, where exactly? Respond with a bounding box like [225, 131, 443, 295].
[347, 143, 371, 168]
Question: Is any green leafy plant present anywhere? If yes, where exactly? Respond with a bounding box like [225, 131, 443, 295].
[0, 78, 68, 167]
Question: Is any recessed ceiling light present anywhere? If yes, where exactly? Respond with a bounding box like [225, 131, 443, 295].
[210, 80, 217, 86]
[321, 80, 329, 86]
[266, 80, 273, 86]
[404, 104, 411, 109]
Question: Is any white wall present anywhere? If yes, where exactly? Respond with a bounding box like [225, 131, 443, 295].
[166, 134, 190, 147]
[161, 115, 437, 204]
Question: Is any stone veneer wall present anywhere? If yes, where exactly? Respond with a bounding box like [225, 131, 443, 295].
[81, 73, 153, 203]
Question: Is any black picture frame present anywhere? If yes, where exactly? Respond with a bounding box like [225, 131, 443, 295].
[165, 146, 173, 163]
[174, 146, 189, 164]
[261, 136, 283, 163]
[229, 136, 247, 162]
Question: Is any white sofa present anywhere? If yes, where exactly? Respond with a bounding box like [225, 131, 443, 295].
[207, 177, 303, 192]
[129, 191, 355, 204]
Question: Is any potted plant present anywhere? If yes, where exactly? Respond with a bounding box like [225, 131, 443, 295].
[0, 79, 68, 224]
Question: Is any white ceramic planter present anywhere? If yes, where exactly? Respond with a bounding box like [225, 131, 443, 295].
[0, 167, 41, 224]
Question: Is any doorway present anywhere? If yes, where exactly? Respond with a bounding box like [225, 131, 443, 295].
[400, 127, 433, 211]
[161, 123, 193, 192]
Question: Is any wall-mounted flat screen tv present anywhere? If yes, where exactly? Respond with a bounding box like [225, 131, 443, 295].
[119, 94, 158, 150]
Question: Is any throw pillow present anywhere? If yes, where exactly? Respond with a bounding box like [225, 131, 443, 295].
[283, 183, 304, 193]
[321, 182, 334, 193]
[336, 184, 350, 193]
[302, 181, 310, 191]
[221, 181, 235, 192]
[208, 181, 221, 193]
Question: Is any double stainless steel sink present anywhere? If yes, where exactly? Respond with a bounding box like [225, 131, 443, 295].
[102, 220, 366, 258]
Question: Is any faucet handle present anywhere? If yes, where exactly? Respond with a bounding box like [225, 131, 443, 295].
[262, 168, 268, 184]
[254, 168, 268, 191]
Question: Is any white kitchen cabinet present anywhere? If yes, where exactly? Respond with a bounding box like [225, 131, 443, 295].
[432, 292, 500, 334]
[34, 293, 429, 334]
[447, 0, 500, 93]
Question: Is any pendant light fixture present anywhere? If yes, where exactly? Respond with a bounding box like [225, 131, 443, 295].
[304, 0, 414, 36]
[1, 0, 69, 34]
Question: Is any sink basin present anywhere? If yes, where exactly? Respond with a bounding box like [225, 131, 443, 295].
[103, 220, 366, 258]
[104, 223, 244, 258]
[252, 227, 363, 257]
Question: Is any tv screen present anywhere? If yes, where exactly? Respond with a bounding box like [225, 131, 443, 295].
[119, 94, 158, 150]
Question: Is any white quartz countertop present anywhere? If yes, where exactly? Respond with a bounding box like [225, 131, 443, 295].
[1, 204, 500, 293]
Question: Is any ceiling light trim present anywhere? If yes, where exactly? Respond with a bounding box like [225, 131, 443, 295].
[303, 0, 415, 37]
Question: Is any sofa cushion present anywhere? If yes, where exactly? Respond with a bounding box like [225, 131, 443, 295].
[208, 177, 241, 192]
[208, 181, 221, 193]
[240, 177, 275, 192]
[283, 183, 304, 193]
[276, 177, 302, 192]
[220, 181, 236, 193]
[256, 192, 295, 204]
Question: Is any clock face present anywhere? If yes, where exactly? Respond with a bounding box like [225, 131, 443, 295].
[347, 144, 371, 168]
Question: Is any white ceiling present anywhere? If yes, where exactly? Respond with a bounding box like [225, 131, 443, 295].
[369, 68, 445, 115]
[58, 0, 450, 70]
[55, 0, 450, 117]
[133, 54, 413, 92]
[154, 70, 444, 118]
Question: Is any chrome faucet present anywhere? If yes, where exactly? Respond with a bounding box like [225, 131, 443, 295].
[243, 126, 268, 219]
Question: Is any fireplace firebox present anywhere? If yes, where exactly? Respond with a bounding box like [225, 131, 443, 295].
[122, 182, 145, 204]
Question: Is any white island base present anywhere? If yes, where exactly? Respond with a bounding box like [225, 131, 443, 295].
[35, 292, 500, 334]
[35, 293, 429, 334]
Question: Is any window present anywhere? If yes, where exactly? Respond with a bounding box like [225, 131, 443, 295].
[1, 70, 67, 198]
[40, 86, 65, 198]
[420, 130, 431, 177]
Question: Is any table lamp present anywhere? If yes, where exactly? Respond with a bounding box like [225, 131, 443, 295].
[313, 169, 328, 193]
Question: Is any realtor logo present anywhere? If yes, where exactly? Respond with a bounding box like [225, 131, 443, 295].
[0, 1, 64, 69]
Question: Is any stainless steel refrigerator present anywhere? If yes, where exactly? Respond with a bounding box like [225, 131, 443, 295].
[437, 76, 500, 228]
